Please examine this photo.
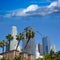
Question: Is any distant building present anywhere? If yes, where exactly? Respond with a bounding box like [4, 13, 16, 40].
[6, 26, 21, 52]
[10, 26, 21, 51]
[38, 44, 43, 56]
[22, 27, 36, 60]
[42, 36, 50, 55]
[36, 44, 40, 59]
[36, 44, 43, 59]
[38, 44, 40, 53]
[50, 45, 56, 52]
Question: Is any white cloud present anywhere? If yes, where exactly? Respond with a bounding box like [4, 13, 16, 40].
[47, 1, 57, 8]
[47, 0, 60, 8]
[3, 1, 60, 18]
[4, 4, 39, 17]
[23, 5, 39, 12]
[15, 5, 39, 16]
[4, 13, 12, 18]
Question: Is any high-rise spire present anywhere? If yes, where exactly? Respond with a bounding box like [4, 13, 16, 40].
[36, 44, 40, 59]
[10, 26, 21, 52]
[12, 26, 17, 39]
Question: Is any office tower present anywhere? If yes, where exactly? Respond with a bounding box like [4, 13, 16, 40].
[50, 45, 56, 52]
[38, 44, 43, 56]
[38, 44, 40, 53]
[36, 44, 40, 59]
[10, 26, 21, 51]
[42, 36, 50, 55]
[22, 27, 36, 60]
[57, 0, 60, 7]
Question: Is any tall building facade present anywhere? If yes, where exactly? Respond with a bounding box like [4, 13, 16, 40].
[36, 44, 40, 59]
[22, 27, 36, 60]
[42, 36, 50, 55]
[10, 26, 21, 51]
[38, 44, 43, 56]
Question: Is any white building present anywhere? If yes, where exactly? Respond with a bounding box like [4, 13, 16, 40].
[36, 44, 40, 59]
[10, 26, 21, 52]
[50, 45, 56, 52]
[36, 44, 43, 59]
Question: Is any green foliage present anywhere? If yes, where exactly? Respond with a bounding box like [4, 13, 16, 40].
[36, 58, 43, 60]
[1, 58, 6, 60]
[14, 56, 21, 60]
[16, 33, 24, 41]
[44, 51, 60, 60]
[1, 57, 28, 60]
[26, 29, 35, 39]
[6, 34, 13, 51]
[6, 34, 13, 41]
[1, 58, 13, 60]
[14, 56, 27, 60]
[16, 33, 24, 49]
[44, 54, 51, 60]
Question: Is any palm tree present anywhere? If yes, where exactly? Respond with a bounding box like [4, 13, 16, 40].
[15, 33, 24, 58]
[0, 40, 6, 59]
[50, 50, 56, 60]
[56, 51, 60, 60]
[24, 28, 35, 49]
[16, 33, 24, 51]
[5, 42, 9, 52]
[6, 34, 13, 51]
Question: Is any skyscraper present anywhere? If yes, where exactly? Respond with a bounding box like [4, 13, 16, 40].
[38, 44, 40, 53]
[42, 36, 50, 55]
[38, 44, 43, 56]
[36, 44, 40, 59]
[10, 26, 21, 52]
[22, 27, 36, 59]
[36, 44, 43, 59]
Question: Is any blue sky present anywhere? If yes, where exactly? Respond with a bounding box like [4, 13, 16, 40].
[0, 0, 57, 10]
[0, 0, 60, 53]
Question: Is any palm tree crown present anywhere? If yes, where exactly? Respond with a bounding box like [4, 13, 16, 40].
[16, 33, 24, 51]
[0, 40, 7, 59]
[6, 34, 13, 51]
[26, 29, 35, 39]
[6, 34, 13, 40]
[25, 28, 35, 49]
[0, 40, 6, 48]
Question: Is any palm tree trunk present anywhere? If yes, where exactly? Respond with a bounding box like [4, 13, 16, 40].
[16, 40, 20, 51]
[24, 38, 30, 49]
[15, 40, 20, 57]
[8, 40, 10, 59]
[2, 46, 4, 59]
[9, 40, 10, 51]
